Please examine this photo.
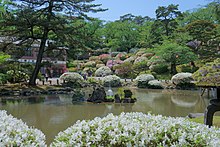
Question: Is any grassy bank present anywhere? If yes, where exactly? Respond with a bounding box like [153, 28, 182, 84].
[190, 116, 220, 127]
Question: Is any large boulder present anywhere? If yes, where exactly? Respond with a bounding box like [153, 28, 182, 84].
[95, 66, 112, 77]
[102, 75, 121, 87]
[72, 89, 85, 103]
[148, 80, 164, 89]
[87, 85, 106, 103]
[135, 74, 155, 88]
[171, 72, 195, 89]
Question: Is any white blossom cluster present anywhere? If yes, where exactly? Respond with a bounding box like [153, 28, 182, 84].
[95, 66, 112, 77]
[60, 72, 84, 82]
[0, 110, 46, 146]
[102, 75, 121, 87]
[51, 112, 220, 146]
[135, 74, 155, 82]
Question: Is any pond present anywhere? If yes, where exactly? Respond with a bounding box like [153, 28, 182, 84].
[0, 88, 209, 144]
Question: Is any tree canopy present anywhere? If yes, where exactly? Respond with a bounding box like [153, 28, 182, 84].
[0, 0, 106, 85]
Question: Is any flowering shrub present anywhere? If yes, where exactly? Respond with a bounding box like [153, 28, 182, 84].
[7, 70, 29, 83]
[133, 60, 149, 75]
[172, 72, 195, 89]
[102, 75, 121, 87]
[0, 110, 46, 146]
[106, 59, 123, 68]
[59, 72, 84, 87]
[96, 63, 105, 69]
[89, 56, 100, 61]
[51, 112, 220, 146]
[84, 61, 96, 67]
[114, 62, 134, 78]
[148, 80, 164, 89]
[95, 66, 112, 77]
[116, 52, 127, 60]
[123, 56, 135, 63]
[172, 72, 193, 84]
[135, 74, 155, 88]
[99, 54, 111, 64]
[134, 56, 148, 64]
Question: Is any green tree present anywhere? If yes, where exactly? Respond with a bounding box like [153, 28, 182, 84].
[136, 21, 154, 48]
[155, 4, 183, 36]
[120, 13, 153, 25]
[213, 1, 220, 22]
[103, 21, 139, 52]
[78, 19, 105, 50]
[0, 51, 10, 64]
[155, 41, 197, 75]
[179, 3, 218, 26]
[0, 0, 106, 85]
[148, 4, 182, 46]
[185, 20, 218, 59]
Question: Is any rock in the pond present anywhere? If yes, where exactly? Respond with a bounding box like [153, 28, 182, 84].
[72, 89, 85, 102]
[87, 85, 106, 103]
[124, 89, 132, 98]
[114, 94, 121, 103]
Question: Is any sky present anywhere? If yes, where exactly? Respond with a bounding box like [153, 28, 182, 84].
[89, 0, 212, 21]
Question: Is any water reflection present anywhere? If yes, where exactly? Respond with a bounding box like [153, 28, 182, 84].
[0, 88, 209, 144]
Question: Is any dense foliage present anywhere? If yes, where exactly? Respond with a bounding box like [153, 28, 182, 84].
[0, 0, 106, 85]
[0, 1, 220, 83]
[193, 58, 220, 86]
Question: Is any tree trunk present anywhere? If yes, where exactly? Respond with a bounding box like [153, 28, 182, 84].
[29, 31, 48, 85]
[165, 21, 169, 36]
[170, 63, 177, 75]
[29, 1, 52, 86]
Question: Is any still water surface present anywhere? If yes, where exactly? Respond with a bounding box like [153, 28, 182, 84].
[0, 88, 209, 144]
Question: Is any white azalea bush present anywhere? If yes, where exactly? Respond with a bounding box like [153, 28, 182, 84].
[171, 72, 195, 89]
[135, 74, 155, 88]
[51, 112, 220, 146]
[0, 110, 46, 146]
[102, 75, 121, 87]
[95, 66, 112, 77]
[7, 70, 29, 83]
[59, 72, 84, 87]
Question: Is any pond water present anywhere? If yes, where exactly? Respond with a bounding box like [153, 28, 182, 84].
[0, 88, 209, 144]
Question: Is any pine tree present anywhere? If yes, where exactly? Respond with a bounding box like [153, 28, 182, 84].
[0, 0, 106, 85]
